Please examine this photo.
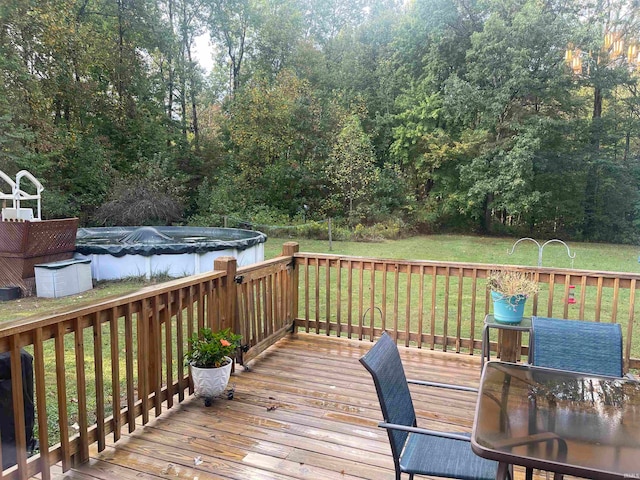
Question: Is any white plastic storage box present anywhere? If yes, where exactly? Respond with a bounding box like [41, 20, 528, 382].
[34, 257, 93, 298]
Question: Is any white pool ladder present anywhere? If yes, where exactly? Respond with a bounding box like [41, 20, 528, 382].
[0, 169, 44, 221]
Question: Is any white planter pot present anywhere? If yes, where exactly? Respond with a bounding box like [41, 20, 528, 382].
[190, 356, 233, 399]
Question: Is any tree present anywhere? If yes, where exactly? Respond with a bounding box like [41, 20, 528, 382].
[325, 113, 379, 220]
[207, 0, 253, 92]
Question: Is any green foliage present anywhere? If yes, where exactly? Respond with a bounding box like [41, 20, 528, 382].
[185, 328, 242, 368]
[2, 0, 640, 244]
[351, 219, 406, 242]
[324, 113, 379, 220]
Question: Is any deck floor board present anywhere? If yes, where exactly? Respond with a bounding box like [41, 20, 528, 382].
[52, 333, 544, 480]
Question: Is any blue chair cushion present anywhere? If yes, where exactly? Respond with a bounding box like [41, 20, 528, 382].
[532, 317, 623, 377]
[401, 432, 497, 480]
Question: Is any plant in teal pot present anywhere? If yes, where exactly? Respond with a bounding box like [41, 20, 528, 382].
[488, 270, 539, 324]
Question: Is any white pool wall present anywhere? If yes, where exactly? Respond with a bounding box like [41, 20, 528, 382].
[85, 242, 264, 281]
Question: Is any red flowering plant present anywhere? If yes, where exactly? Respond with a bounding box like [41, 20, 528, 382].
[184, 327, 242, 368]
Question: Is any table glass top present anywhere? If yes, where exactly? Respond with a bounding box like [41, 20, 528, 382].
[473, 362, 640, 478]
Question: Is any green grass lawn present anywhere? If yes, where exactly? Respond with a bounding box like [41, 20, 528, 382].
[0, 279, 166, 323]
[2, 234, 638, 324]
[265, 234, 640, 273]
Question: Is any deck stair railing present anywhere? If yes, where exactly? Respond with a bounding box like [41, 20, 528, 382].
[0, 241, 639, 478]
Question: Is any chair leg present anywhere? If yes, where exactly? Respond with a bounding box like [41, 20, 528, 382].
[496, 462, 510, 480]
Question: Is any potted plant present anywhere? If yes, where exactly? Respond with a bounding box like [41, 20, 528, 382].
[185, 327, 242, 405]
[487, 270, 539, 324]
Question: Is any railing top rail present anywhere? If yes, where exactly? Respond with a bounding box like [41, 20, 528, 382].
[235, 254, 292, 275]
[0, 269, 226, 338]
[293, 252, 640, 280]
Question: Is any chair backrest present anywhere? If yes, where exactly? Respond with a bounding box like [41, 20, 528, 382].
[532, 316, 623, 377]
[360, 332, 416, 465]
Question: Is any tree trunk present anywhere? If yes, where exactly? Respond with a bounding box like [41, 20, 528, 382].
[187, 45, 200, 150]
[482, 193, 494, 234]
[167, 0, 175, 128]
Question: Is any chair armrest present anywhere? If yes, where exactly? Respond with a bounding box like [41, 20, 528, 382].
[379, 422, 471, 442]
[407, 379, 478, 393]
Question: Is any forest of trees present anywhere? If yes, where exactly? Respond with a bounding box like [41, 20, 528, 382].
[2, 0, 640, 242]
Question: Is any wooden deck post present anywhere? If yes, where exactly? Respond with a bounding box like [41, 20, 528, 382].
[214, 256, 238, 332]
[282, 242, 299, 325]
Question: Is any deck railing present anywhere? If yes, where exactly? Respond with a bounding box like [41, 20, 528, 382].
[1, 241, 639, 478]
[293, 252, 640, 370]
[0, 250, 294, 480]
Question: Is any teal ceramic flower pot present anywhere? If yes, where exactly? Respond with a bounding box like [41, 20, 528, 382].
[491, 291, 527, 324]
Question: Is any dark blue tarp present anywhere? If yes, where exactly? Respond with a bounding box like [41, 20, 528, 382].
[75, 226, 267, 257]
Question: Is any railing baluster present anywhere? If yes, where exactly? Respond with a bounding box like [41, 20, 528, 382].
[381, 262, 387, 334]
[358, 261, 364, 341]
[336, 259, 342, 336]
[393, 263, 399, 342]
[626, 279, 636, 372]
[417, 265, 425, 349]
[74, 317, 89, 464]
[109, 307, 121, 442]
[124, 303, 136, 432]
[547, 273, 555, 318]
[347, 260, 353, 338]
[92, 313, 105, 452]
[54, 322, 71, 471]
[370, 261, 376, 342]
[326, 260, 331, 336]
[314, 260, 320, 335]
[443, 267, 450, 352]
[245, 281, 255, 344]
[197, 283, 205, 333]
[532, 271, 539, 315]
[611, 277, 620, 323]
[596, 277, 604, 322]
[430, 268, 437, 350]
[176, 290, 185, 402]
[33, 328, 50, 480]
[138, 301, 149, 425]
[470, 269, 478, 355]
[563, 274, 571, 319]
[456, 269, 463, 353]
[258, 278, 265, 342]
[164, 292, 173, 409]
[579, 275, 587, 319]
[9, 335, 27, 479]
[404, 265, 411, 347]
[304, 258, 310, 333]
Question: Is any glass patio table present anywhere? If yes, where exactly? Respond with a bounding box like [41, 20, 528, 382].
[472, 361, 640, 480]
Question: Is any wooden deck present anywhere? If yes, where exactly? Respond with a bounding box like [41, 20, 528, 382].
[51, 333, 523, 480]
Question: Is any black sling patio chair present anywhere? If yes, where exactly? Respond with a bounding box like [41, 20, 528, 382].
[359, 331, 501, 480]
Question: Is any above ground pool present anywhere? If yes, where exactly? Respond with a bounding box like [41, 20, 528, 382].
[75, 226, 267, 281]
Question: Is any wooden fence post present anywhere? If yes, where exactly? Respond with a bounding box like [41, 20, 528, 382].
[282, 242, 299, 327]
[214, 257, 238, 332]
